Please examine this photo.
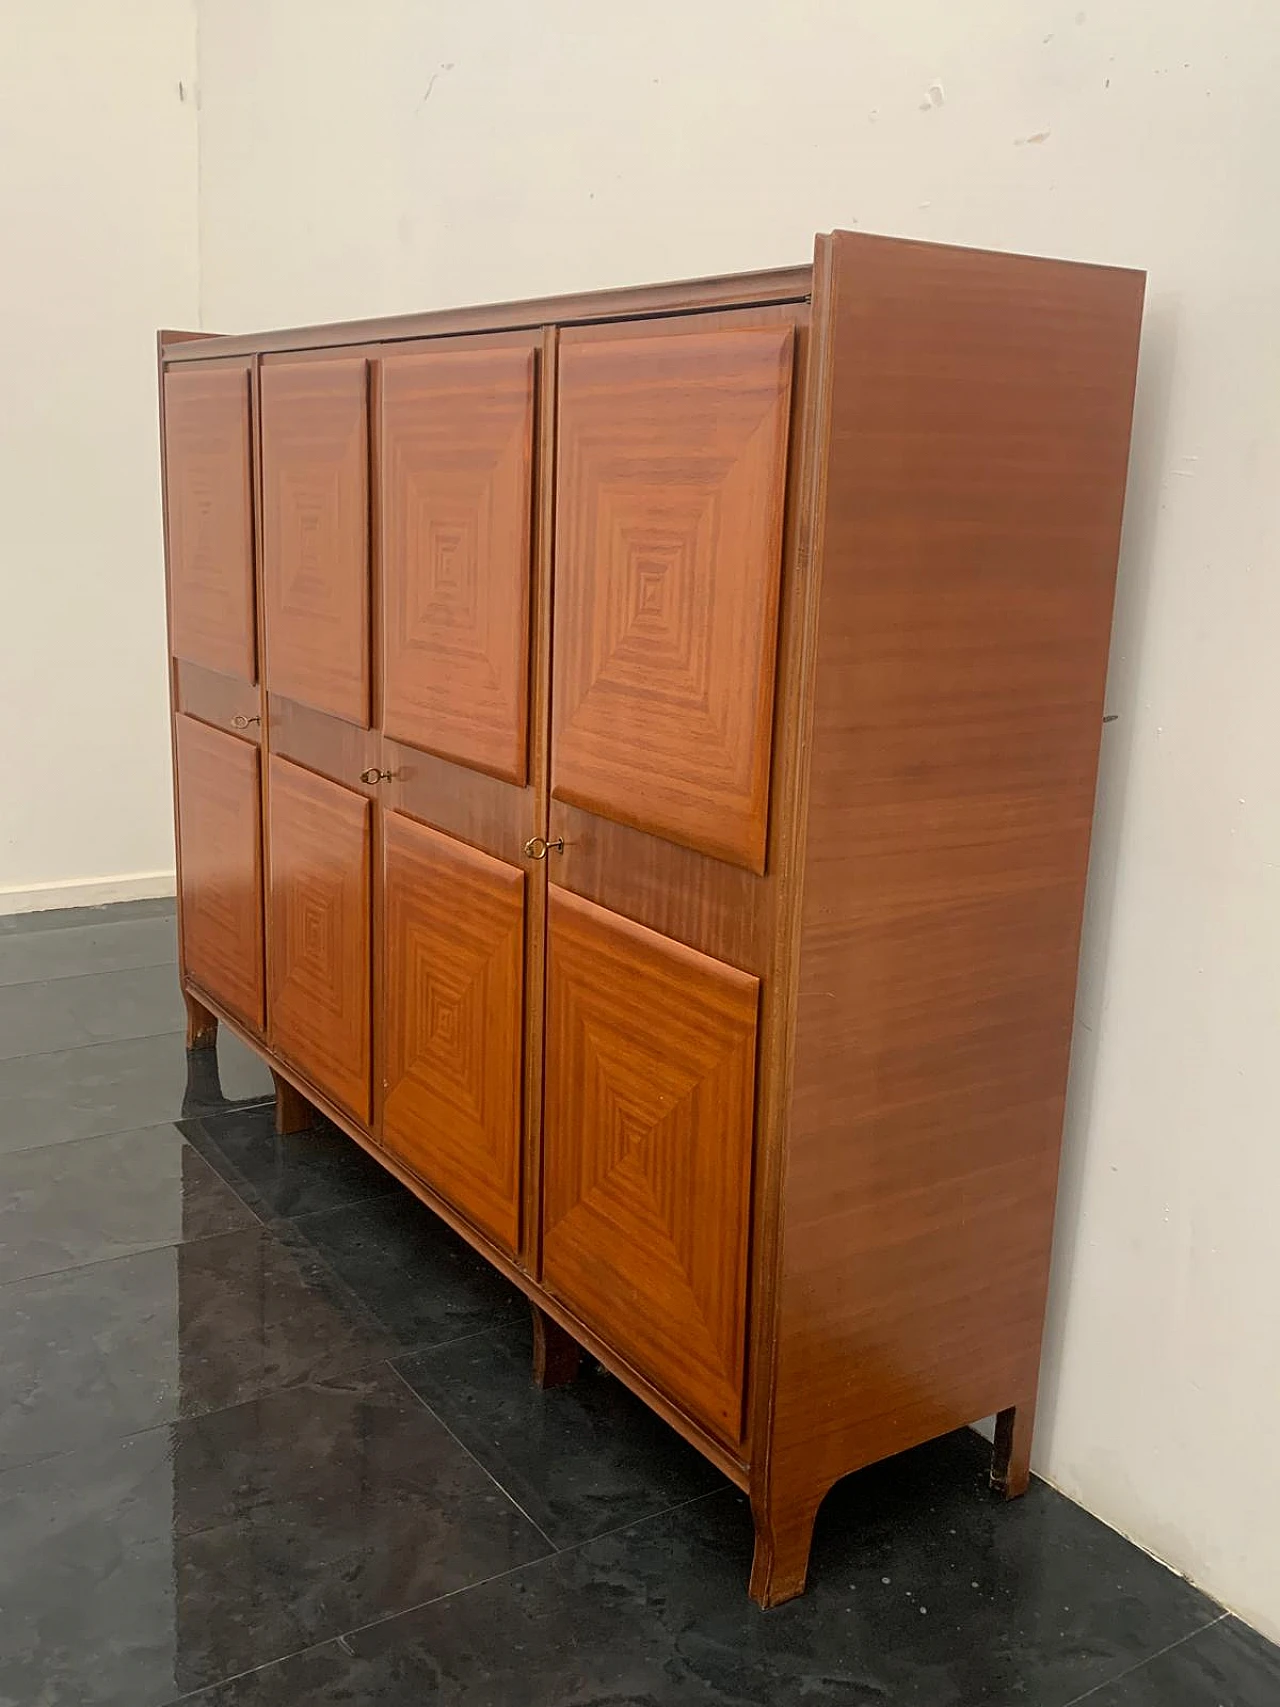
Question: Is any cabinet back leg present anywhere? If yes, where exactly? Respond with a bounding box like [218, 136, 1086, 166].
[272, 1070, 315, 1137]
[530, 1303, 582, 1389]
[183, 990, 218, 1052]
[749, 1486, 824, 1609]
[992, 1399, 1037, 1498]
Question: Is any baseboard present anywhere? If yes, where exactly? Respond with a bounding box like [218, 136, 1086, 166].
[0, 871, 177, 917]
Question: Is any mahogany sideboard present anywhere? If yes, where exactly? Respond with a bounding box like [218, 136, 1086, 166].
[158, 230, 1144, 1605]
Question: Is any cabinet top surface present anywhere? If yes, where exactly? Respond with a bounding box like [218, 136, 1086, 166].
[159, 258, 817, 365]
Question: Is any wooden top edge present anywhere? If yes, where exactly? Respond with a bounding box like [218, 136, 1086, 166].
[825, 227, 1147, 286]
[160, 261, 816, 363]
[158, 230, 1146, 366]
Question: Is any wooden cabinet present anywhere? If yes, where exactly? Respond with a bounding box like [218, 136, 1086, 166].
[159, 231, 1145, 1606]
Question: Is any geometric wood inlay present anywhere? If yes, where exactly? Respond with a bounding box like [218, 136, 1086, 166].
[380, 813, 525, 1254]
[542, 886, 759, 1441]
[163, 365, 256, 682]
[174, 713, 264, 1030]
[261, 358, 370, 726]
[380, 343, 535, 783]
[552, 322, 794, 872]
[266, 755, 371, 1121]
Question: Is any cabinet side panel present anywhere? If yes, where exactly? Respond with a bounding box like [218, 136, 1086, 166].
[773, 234, 1145, 1499]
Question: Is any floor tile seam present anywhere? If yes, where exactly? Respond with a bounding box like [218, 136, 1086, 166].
[0, 1329, 448, 1486]
[0, 1205, 310, 1295]
[0, 1098, 275, 1155]
[0, 1021, 189, 1064]
[1058, 1609, 1232, 1707]
[382, 1357, 560, 1554]
[0, 1213, 271, 1289]
[0, 956, 178, 991]
[139, 1485, 733, 1704]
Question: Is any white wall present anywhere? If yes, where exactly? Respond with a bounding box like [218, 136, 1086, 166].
[0, 2, 198, 912]
[202, 0, 1280, 1642]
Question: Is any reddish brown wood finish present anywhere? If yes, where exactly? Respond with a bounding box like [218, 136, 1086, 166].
[161, 235, 1144, 1609]
[183, 989, 218, 1052]
[173, 714, 265, 1031]
[267, 755, 372, 1121]
[542, 886, 759, 1443]
[380, 813, 525, 1255]
[531, 1303, 583, 1390]
[380, 340, 536, 783]
[272, 1069, 315, 1136]
[260, 358, 370, 726]
[164, 364, 256, 681]
[751, 232, 1145, 1604]
[162, 266, 814, 365]
[552, 316, 794, 872]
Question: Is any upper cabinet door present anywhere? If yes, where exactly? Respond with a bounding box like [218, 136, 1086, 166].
[163, 364, 256, 682]
[552, 318, 794, 874]
[261, 358, 370, 726]
[380, 342, 535, 784]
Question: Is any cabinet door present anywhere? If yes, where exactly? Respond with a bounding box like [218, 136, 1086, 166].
[174, 714, 264, 1029]
[163, 364, 256, 682]
[380, 342, 535, 783]
[552, 319, 793, 873]
[381, 814, 525, 1254]
[542, 887, 759, 1442]
[261, 358, 370, 725]
[267, 756, 371, 1120]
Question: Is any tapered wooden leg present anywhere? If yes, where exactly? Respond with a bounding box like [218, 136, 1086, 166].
[991, 1399, 1037, 1498]
[530, 1303, 582, 1390]
[183, 990, 218, 1052]
[749, 1486, 824, 1609]
[272, 1070, 315, 1137]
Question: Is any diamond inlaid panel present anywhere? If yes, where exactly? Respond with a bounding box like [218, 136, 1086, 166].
[542, 887, 759, 1441]
[261, 358, 370, 726]
[164, 364, 256, 682]
[175, 714, 264, 1029]
[380, 815, 525, 1254]
[380, 343, 535, 783]
[552, 321, 794, 872]
[267, 756, 371, 1120]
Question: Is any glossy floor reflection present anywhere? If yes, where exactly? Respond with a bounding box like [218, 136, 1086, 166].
[1, 900, 1277, 1706]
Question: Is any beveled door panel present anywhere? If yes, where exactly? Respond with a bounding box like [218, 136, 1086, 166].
[163, 364, 255, 681]
[174, 714, 264, 1029]
[380, 341, 535, 783]
[261, 358, 370, 725]
[381, 814, 525, 1254]
[552, 319, 794, 873]
[542, 886, 759, 1441]
[267, 755, 371, 1120]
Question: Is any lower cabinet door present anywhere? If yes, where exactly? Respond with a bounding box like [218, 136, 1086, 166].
[175, 713, 265, 1031]
[380, 813, 525, 1255]
[266, 755, 371, 1121]
[542, 887, 759, 1442]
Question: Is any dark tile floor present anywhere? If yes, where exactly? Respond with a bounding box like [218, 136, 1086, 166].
[1, 900, 1276, 1706]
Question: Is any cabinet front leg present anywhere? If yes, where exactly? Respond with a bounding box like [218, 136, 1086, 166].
[991, 1398, 1037, 1499]
[749, 1484, 824, 1609]
[183, 989, 218, 1052]
[272, 1070, 315, 1137]
[530, 1303, 582, 1390]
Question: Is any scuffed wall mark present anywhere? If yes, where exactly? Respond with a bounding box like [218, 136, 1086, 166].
[1076, 10, 1086, 21]
[419, 63, 456, 108]
[1044, 33, 1055, 43]
[1015, 130, 1052, 146]
[178, 81, 186, 102]
[918, 81, 945, 111]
